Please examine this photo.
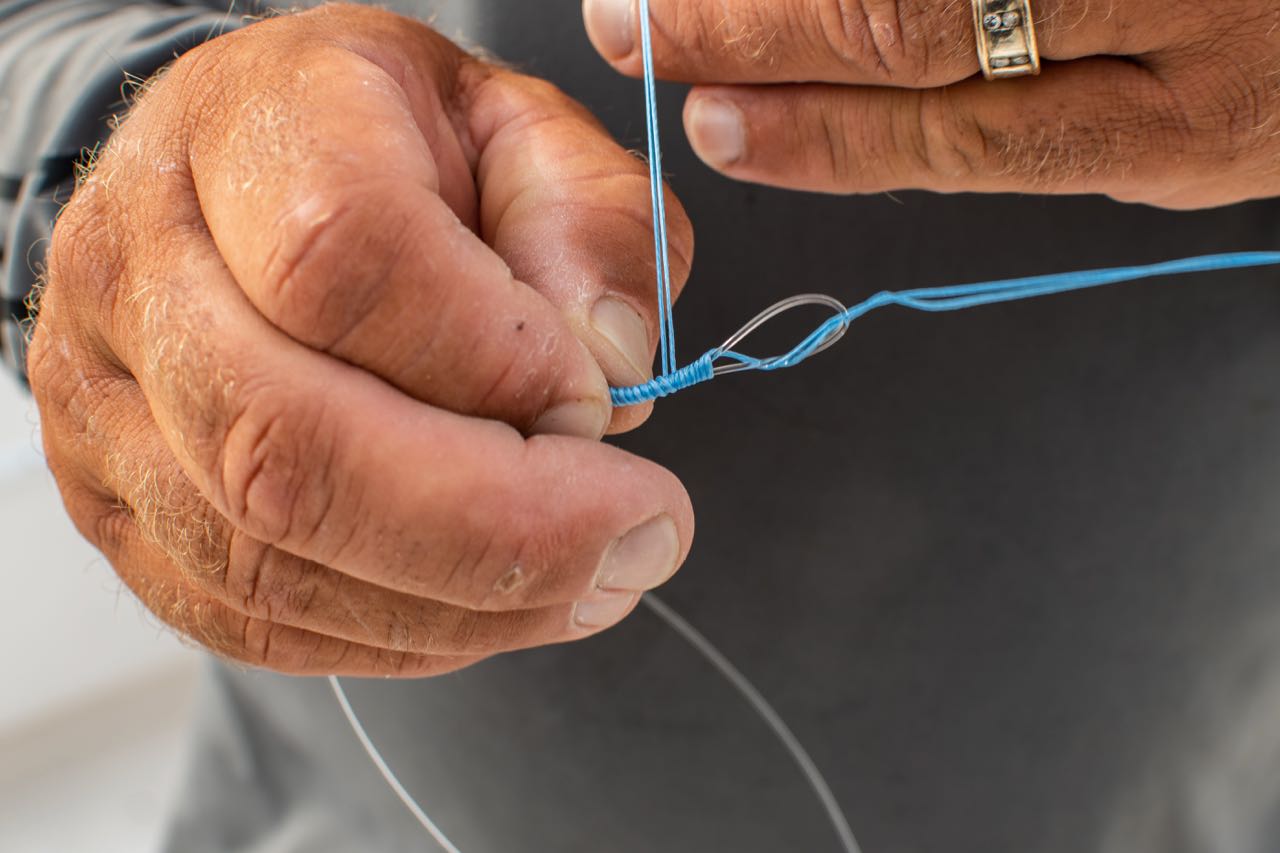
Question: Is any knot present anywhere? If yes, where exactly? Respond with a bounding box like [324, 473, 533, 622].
[610, 352, 716, 406]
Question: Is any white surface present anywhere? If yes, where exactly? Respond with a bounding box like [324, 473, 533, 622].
[0, 376, 202, 851]
[0, 663, 198, 853]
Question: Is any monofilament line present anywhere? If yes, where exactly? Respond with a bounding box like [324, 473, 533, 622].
[329, 675, 463, 853]
[330, 597, 864, 853]
[642, 594, 864, 853]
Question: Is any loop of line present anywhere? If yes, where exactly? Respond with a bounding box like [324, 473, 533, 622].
[610, 250, 1280, 407]
[330, 593, 865, 853]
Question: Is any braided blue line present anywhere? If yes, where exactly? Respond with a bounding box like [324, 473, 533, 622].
[608, 251, 1280, 407]
[610, 352, 715, 406]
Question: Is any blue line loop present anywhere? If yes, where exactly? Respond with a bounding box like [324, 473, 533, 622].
[609, 251, 1280, 407]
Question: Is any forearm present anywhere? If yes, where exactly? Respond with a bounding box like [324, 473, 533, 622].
[1, 0, 255, 381]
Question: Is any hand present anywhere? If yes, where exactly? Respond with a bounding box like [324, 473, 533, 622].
[584, 0, 1280, 208]
[29, 4, 695, 676]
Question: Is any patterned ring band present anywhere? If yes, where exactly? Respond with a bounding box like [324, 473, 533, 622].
[971, 0, 1041, 79]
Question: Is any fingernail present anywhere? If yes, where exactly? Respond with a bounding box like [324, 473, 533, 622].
[583, 0, 634, 60]
[597, 514, 680, 592]
[687, 97, 746, 168]
[591, 296, 652, 382]
[531, 399, 610, 440]
[573, 591, 638, 629]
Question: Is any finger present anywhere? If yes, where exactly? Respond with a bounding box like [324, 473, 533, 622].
[466, 67, 697, 432]
[681, 60, 1216, 203]
[182, 14, 612, 439]
[36, 366, 642, 659]
[583, 0, 1185, 88]
[33, 409, 482, 678]
[48, 178, 695, 616]
[86, 488, 485, 677]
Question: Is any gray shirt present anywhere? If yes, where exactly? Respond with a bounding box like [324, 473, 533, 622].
[7, 2, 1280, 851]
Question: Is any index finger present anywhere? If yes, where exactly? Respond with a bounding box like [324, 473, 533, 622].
[465, 68, 696, 433]
[185, 12, 614, 439]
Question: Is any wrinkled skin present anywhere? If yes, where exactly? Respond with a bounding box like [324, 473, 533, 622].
[29, 4, 697, 676]
[585, 0, 1280, 208]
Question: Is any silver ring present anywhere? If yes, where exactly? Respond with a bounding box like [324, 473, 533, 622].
[972, 0, 1041, 79]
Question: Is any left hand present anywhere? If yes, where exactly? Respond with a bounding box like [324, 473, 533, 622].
[584, 0, 1280, 208]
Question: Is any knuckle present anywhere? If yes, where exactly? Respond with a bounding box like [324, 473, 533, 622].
[256, 180, 406, 350]
[29, 344, 131, 464]
[222, 535, 276, 617]
[109, 561, 272, 670]
[803, 95, 855, 186]
[510, 73, 576, 113]
[166, 33, 227, 95]
[45, 180, 142, 359]
[167, 34, 251, 140]
[993, 74, 1187, 195]
[237, 616, 320, 672]
[25, 324, 72, 413]
[915, 88, 990, 180]
[221, 533, 274, 615]
[820, 0, 937, 79]
[90, 504, 137, 564]
[167, 597, 323, 675]
[258, 187, 354, 307]
[215, 379, 337, 547]
[1179, 59, 1273, 158]
[69, 487, 133, 558]
[47, 185, 117, 294]
[23, 319, 60, 396]
[222, 537, 320, 625]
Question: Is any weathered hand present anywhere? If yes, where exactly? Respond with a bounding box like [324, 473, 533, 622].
[585, 0, 1280, 208]
[29, 4, 694, 676]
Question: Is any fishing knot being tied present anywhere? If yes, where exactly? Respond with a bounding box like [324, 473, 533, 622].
[610, 351, 716, 406]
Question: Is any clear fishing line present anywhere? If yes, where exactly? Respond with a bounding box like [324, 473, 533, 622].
[330, 593, 858, 852]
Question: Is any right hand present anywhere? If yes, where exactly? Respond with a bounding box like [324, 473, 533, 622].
[28, 5, 694, 677]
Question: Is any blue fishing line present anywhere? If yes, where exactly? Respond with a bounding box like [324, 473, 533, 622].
[616, 1, 1280, 408]
[638, 0, 677, 374]
[610, 251, 1280, 407]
